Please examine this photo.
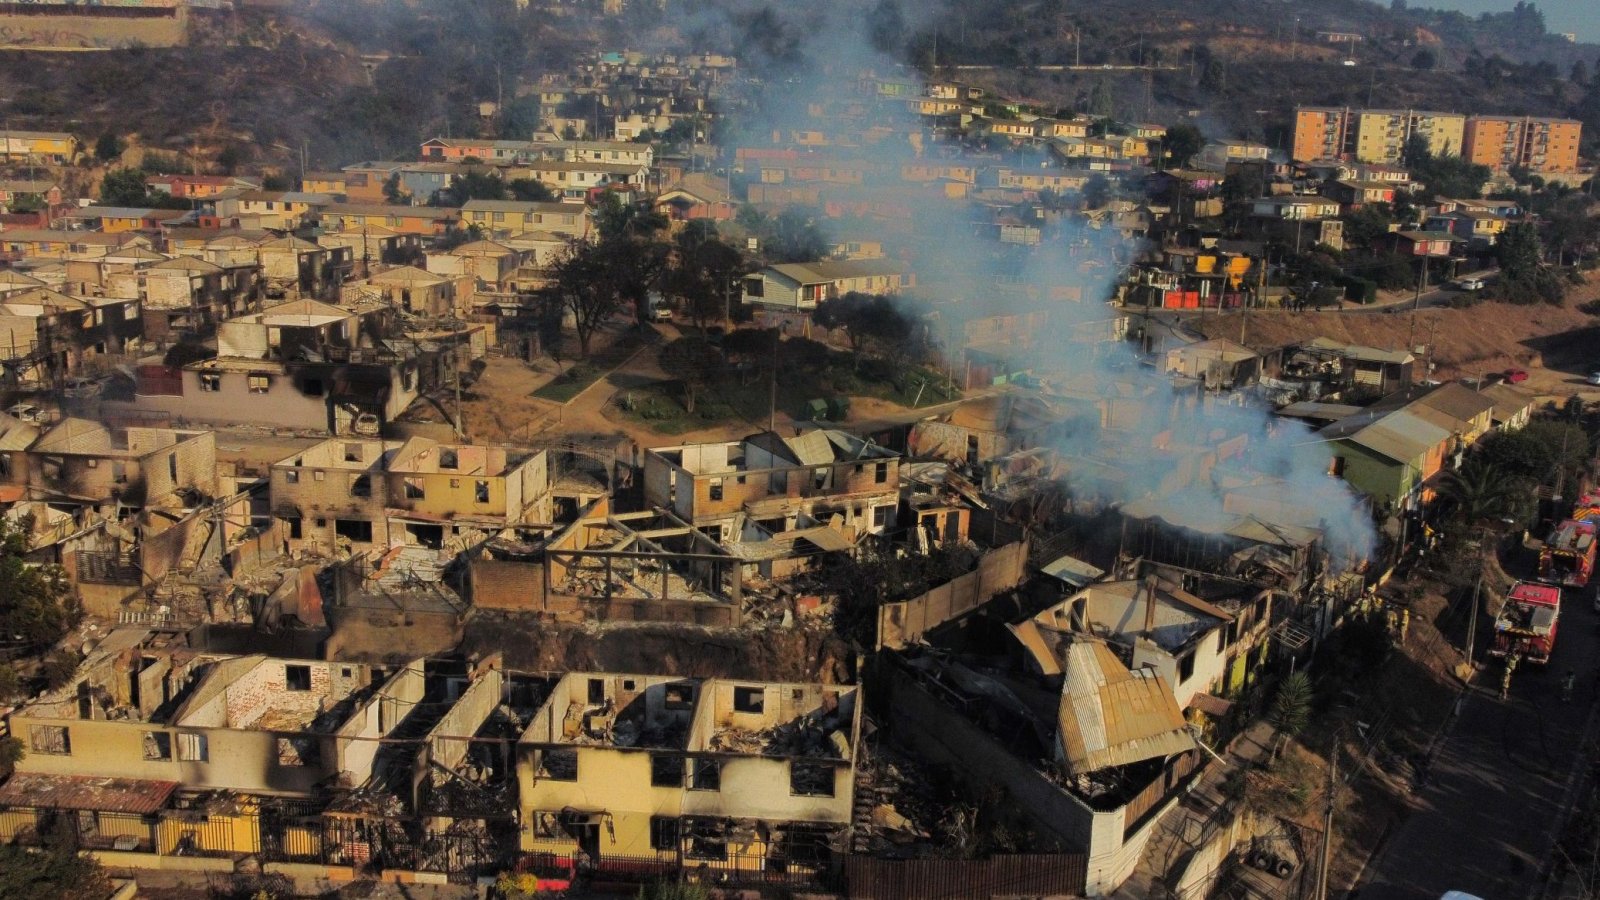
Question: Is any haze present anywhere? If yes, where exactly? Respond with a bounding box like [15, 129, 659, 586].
[1423, 0, 1600, 42]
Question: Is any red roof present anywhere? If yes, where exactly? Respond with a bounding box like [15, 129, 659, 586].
[0, 773, 178, 814]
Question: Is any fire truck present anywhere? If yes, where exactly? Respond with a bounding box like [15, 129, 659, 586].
[1491, 581, 1562, 665]
[1538, 519, 1599, 588]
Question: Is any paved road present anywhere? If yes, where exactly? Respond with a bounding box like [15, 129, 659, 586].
[1357, 591, 1600, 900]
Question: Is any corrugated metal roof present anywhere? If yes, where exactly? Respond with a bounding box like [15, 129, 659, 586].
[0, 773, 177, 814]
[1057, 640, 1195, 776]
[1346, 410, 1451, 464]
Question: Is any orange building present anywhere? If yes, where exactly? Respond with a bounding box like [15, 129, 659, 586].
[1462, 116, 1583, 174]
[1292, 108, 1353, 163]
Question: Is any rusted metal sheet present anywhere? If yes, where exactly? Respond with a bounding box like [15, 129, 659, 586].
[843, 853, 1088, 899]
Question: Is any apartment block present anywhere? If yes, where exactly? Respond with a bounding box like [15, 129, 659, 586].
[1291, 107, 1354, 163]
[517, 673, 860, 867]
[1353, 109, 1465, 164]
[1463, 116, 1583, 174]
[1292, 107, 1464, 164]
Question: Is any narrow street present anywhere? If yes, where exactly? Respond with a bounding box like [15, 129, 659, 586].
[1356, 590, 1600, 899]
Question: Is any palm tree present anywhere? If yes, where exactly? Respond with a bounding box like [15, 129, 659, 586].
[1435, 459, 1529, 530]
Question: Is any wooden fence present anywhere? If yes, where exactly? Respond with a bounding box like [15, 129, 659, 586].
[876, 539, 1030, 649]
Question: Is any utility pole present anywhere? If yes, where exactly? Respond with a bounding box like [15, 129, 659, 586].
[1315, 738, 1338, 900]
[1464, 551, 1483, 669]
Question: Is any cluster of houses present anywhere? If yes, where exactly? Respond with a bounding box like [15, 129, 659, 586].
[0, 44, 1583, 899]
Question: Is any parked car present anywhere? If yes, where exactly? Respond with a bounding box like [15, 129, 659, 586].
[1454, 277, 1486, 291]
[1504, 368, 1529, 384]
[1588, 370, 1600, 386]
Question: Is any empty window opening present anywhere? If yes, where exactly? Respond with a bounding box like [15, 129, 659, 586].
[689, 758, 721, 791]
[403, 477, 425, 499]
[475, 480, 489, 503]
[334, 519, 372, 542]
[198, 373, 220, 392]
[439, 449, 458, 469]
[541, 748, 578, 781]
[665, 684, 694, 709]
[31, 725, 70, 755]
[650, 816, 680, 851]
[790, 761, 835, 797]
[177, 733, 208, 762]
[285, 665, 312, 691]
[142, 732, 172, 761]
[708, 478, 723, 502]
[343, 443, 362, 463]
[587, 678, 606, 704]
[733, 686, 765, 714]
[651, 754, 684, 787]
[349, 474, 371, 498]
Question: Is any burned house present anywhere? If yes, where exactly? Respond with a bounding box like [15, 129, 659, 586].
[111, 255, 263, 346]
[270, 436, 551, 560]
[471, 504, 744, 627]
[2, 630, 383, 831]
[112, 299, 436, 434]
[0, 287, 142, 390]
[517, 673, 860, 872]
[11, 418, 216, 510]
[643, 429, 901, 545]
[885, 638, 1200, 895]
[256, 236, 352, 301]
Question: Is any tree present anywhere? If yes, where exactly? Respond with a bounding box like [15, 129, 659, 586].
[1496, 221, 1565, 303]
[593, 191, 667, 241]
[1476, 420, 1590, 492]
[658, 336, 723, 413]
[1343, 203, 1396, 250]
[436, 170, 508, 207]
[99, 168, 151, 207]
[0, 840, 111, 900]
[545, 240, 623, 357]
[661, 223, 749, 330]
[382, 173, 407, 205]
[1436, 459, 1532, 529]
[508, 178, 555, 202]
[0, 517, 78, 650]
[1088, 79, 1115, 119]
[1081, 173, 1112, 210]
[1410, 49, 1437, 70]
[1571, 59, 1590, 86]
[813, 292, 916, 371]
[1269, 671, 1313, 742]
[1163, 124, 1205, 168]
[93, 130, 124, 163]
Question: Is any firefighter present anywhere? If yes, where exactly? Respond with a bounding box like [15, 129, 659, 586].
[1502, 652, 1521, 701]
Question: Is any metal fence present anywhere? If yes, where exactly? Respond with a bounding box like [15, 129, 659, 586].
[520, 849, 835, 891]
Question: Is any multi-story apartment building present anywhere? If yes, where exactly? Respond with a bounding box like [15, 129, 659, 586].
[1462, 116, 1583, 174]
[1292, 107, 1464, 164]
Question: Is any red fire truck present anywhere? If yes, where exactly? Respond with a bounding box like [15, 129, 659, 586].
[1491, 581, 1562, 665]
[1539, 519, 1599, 588]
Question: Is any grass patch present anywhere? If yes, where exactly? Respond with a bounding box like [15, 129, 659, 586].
[531, 362, 605, 402]
[612, 348, 962, 433]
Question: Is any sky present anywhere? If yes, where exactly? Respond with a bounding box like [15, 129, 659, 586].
[1424, 0, 1600, 42]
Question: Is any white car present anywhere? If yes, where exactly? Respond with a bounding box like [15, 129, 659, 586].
[1588, 371, 1600, 386]
[1455, 277, 1485, 291]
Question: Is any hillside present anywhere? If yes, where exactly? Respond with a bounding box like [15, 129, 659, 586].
[1195, 278, 1600, 394]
